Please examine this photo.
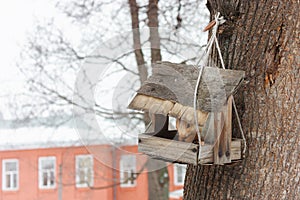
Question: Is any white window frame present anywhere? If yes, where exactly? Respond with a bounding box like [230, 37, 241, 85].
[2, 159, 19, 191]
[38, 156, 56, 189]
[75, 154, 94, 188]
[120, 155, 136, 188]
[173, 164, 186, 186]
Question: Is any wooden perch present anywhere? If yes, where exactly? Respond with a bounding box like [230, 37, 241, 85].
[128, 94, 208, 126]
[138, 134, 242, 165]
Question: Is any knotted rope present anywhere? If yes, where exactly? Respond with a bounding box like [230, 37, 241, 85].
[194, 12, 246, 163]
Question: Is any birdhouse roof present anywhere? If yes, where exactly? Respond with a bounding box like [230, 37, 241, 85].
[128, 62, 244, 124]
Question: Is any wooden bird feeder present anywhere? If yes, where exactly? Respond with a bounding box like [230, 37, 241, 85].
[128, 62, 245, 165]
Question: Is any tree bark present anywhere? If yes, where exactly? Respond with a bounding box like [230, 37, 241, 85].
[128, 0, 148, 84]
[147, 0, 162, 63]
[146, 1, 169, 200]
[129, 1, 168, 200]
[184, 0, 299, 199]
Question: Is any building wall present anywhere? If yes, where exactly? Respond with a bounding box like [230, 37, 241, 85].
[168, 163, 185, 200]
[0, 145, 149, 200]
[168, 164, 185, 192]
[115, 145, 149, 200]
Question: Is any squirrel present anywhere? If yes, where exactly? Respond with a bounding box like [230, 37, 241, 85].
[176, 119, 200, 143]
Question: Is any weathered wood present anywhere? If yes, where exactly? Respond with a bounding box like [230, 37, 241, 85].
[142, 130, 178, 140]
[152, 114, 168, 134]
[129, 94, 209, 127]
[231, 139, 242, 161]
[146, 114, 178, 140]
[213, 112, 222, 164]
[135, 61, 245, 112]
[224, 96, 233, 162]
[202, 113, 215, 144]
[138, 134, 242, 165]
[138, 134, 199, 165]
[128, 94, 174, 115]
[213, 96, 233, 164]
[169, 103, 208, 126]
[128, 62, 245, 165]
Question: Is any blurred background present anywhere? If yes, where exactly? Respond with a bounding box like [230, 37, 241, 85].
[0, 0, 209, 199]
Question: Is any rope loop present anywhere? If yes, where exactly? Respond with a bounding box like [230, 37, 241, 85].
[194, 12, 246, 163]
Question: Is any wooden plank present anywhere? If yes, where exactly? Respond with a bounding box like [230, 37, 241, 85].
[167, 102, 208, 126]
[142, 131, 178, 140]
[197, 139, 241, 164]
[202, 113, 215, 144]
[213, 96, 233, 164]
[128, 93, 150, 110]
[231, 139, 242, 160]
[213, 112, 222, 164]
[198, 145, 214, 164]
[152, 114, 168, 134]
[138, 134, 242, 165]
[129, 95, 209, 127]
[128, 94, 174, 116]
[224, 96, 233, 162]
[138, 134, 199, 165]
[135, 61, 245, 112]
[198, 139, 241, 164]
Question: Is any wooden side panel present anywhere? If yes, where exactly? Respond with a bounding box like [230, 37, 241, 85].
[202, 113, 215, 144]
[231, 139, 242, 160]
[151, 114, 168, 134]
[138, 134, 199, 165]
[213, 112, 222, 164]
[224, 96, 233, 161]
[213, 96, 233, 164]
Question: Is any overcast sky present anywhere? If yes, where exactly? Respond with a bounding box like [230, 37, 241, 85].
[0, 0, 59, 118]
[0, 0, 54, 95]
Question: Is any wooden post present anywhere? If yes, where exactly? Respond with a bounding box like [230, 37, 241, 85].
[213, 96, 233, 164]
[142, 113, 179, 140]
[213, 112, 222, 164]
[152, 114, 169, 134]
[203, 113, 215, 144]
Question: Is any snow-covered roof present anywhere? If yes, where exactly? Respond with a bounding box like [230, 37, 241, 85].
[0, 126, 137, 151]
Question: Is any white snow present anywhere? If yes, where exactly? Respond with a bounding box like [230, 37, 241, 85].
[169, 189, 184, 199]
[0, 126, 136, 151]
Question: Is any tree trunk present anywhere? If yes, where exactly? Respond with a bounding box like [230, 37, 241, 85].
[147, 0, 162, 63]
[184, 0, 299, 199]
[128, 0, 148, 84]
[146, 1, 169, 200]
[129, 1, 168, 199]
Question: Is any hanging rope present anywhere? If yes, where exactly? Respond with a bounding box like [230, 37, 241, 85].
[193, 12, 225, 161]
[193, 12, 246, 162]
[232, 98, 247, 154]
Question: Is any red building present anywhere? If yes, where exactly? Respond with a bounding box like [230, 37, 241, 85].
[0, 123, 185, 200]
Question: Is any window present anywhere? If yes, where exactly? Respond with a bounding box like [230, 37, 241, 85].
[120, 155, 136, 187]
[173, 164, 186, 185]
[2, 159, 19, 191]
[39, 157, 56, 189]
[75, 155, 93, 188]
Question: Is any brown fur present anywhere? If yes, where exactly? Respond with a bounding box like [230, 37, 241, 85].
[176, 119, 198, 143]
